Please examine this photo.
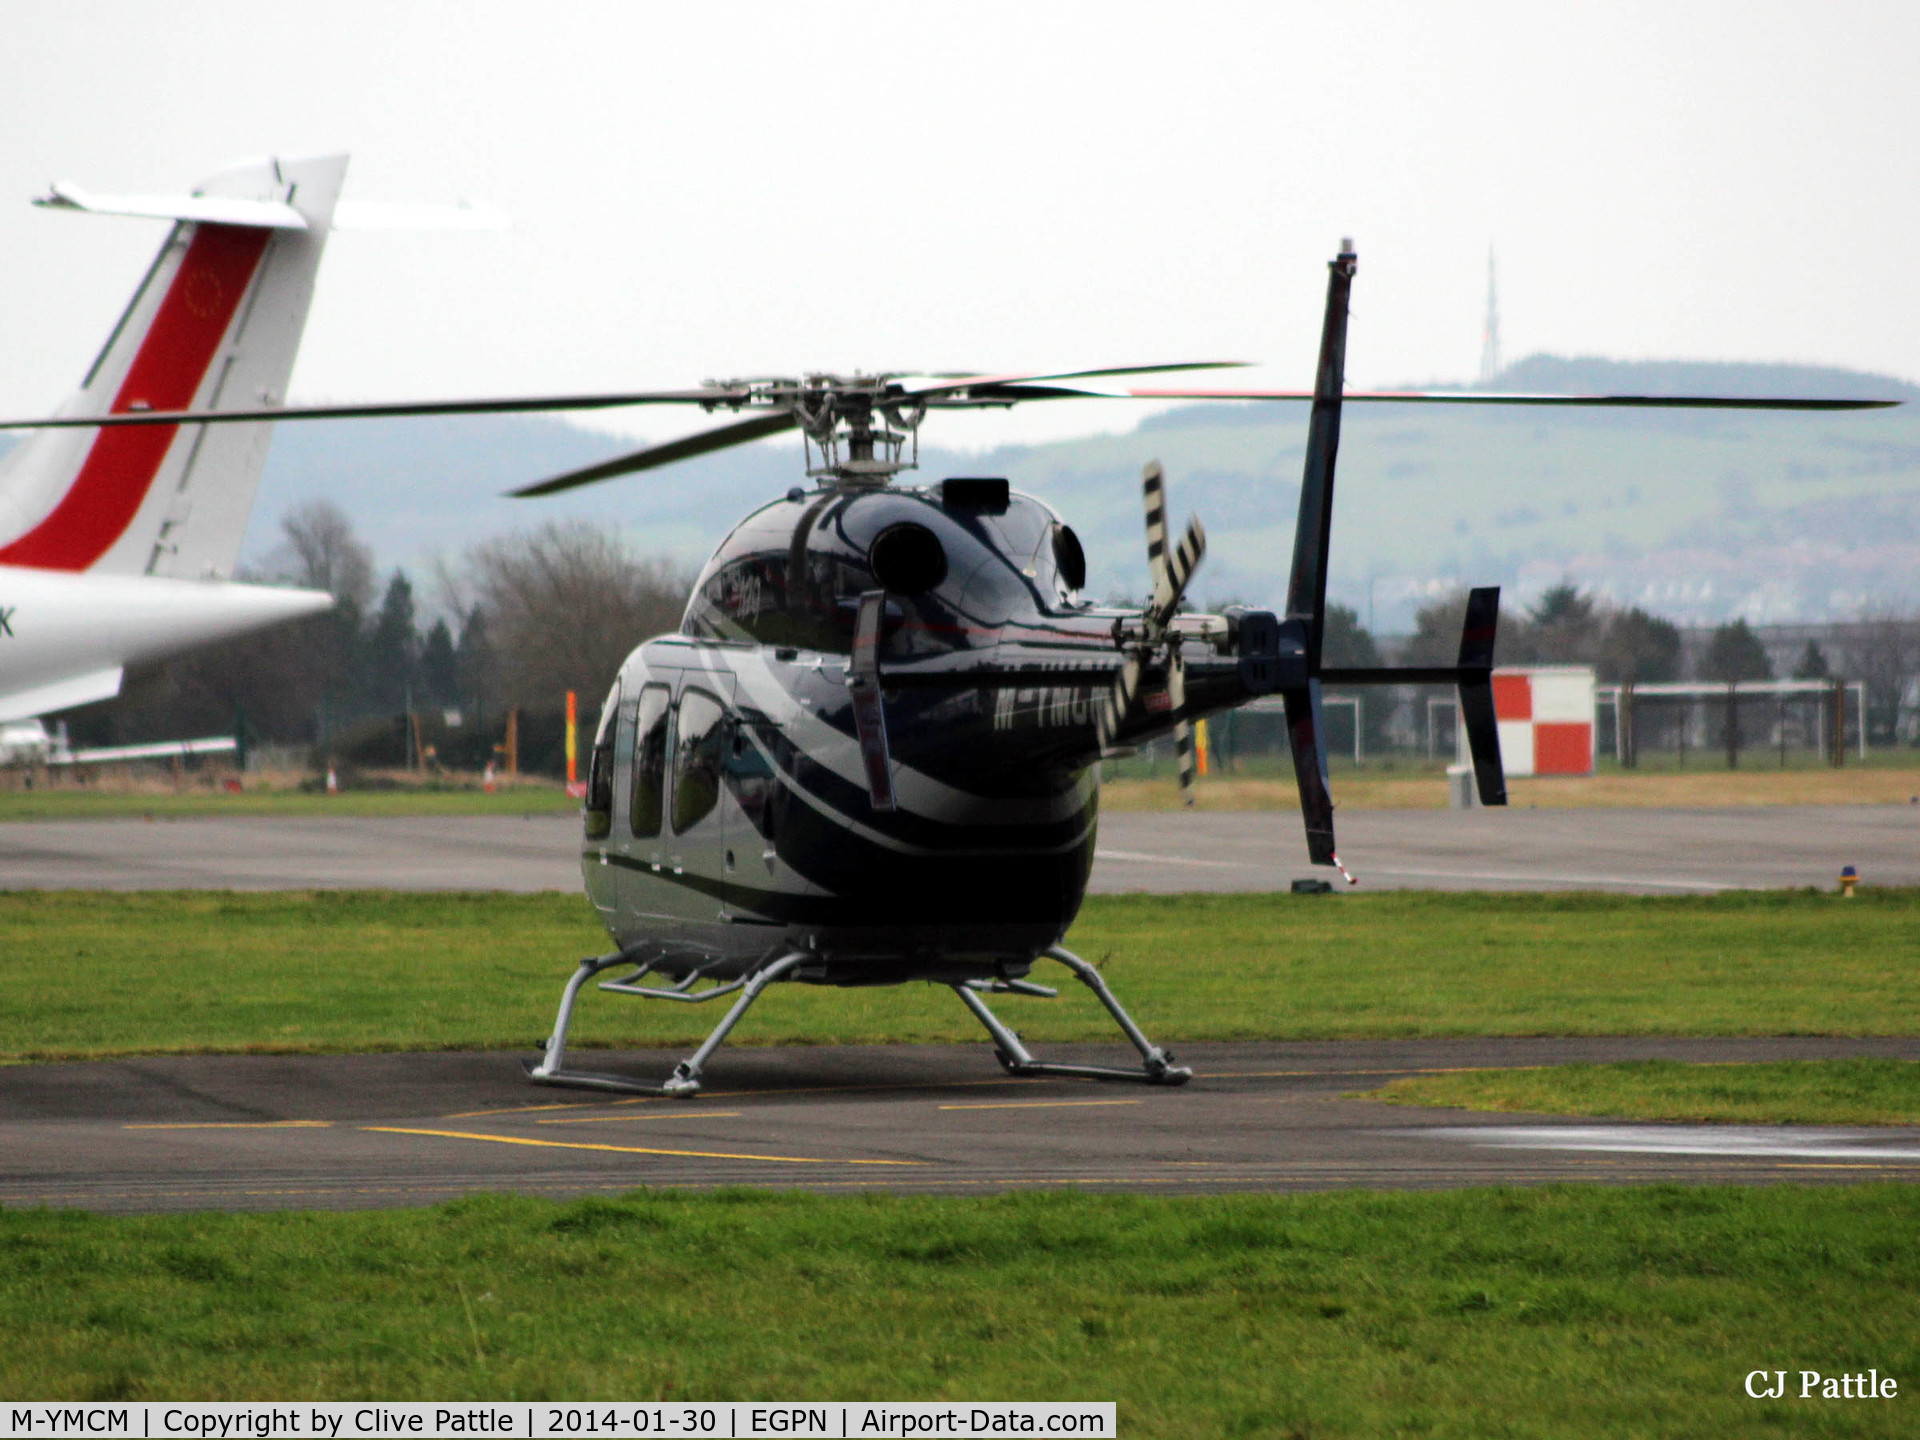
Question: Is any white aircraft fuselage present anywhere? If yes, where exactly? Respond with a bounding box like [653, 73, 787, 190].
[0, 565, 331, 723]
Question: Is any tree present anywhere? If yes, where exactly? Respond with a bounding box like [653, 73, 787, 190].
[456, 606, 495, 709]
[1524, 582, 1601, 664]
[1403, 589, 1521, 667]
[276, 500, 375, 610]
[1596, 608, 1681, 685]
[1844, 608, 1920, 744]
[1319, 603, 1391, 754]
[467, 521, 693, 712]
[1701, 618, 1773, 683]
[365, 570, 421, 712]
[1792, 640, 1831, 681]
[419, 618, 460, 708]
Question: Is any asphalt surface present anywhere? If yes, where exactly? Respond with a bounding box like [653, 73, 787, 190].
[6, 805, 1916, 1214]
[6, 1038, 1919, 1214]
[3, 804, 1917, 892]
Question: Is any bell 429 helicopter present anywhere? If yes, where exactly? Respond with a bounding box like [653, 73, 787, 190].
[5, 238, 1892, 1096]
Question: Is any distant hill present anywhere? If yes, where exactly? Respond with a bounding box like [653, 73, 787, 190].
[98, 354, 1920, 629]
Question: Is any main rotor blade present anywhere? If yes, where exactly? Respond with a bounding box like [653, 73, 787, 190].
[509, 412, 798, 497]
[0, 388, 749, 432]
[899, 361, 1249, 400]
[1108, 387, 1900, 410]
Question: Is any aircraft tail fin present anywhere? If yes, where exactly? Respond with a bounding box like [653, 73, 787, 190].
[0, 154, 348, 579]
[1275, 243, 1514, 870]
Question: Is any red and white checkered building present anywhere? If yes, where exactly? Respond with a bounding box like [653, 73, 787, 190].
[1490, 666, 1595, 777]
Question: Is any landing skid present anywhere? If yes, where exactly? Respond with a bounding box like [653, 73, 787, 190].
[953, 945, 1192, 1086]
[525, 951, 811, 1097]
[525, 942, 1189, 1097]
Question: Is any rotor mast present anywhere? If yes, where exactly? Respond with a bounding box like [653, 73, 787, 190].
[756, 374, 923, 488]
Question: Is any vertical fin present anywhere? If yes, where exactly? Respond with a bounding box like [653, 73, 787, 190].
[1280, 240, 1357, 867]
[1283, 681, 1336, 865]
[1284, 241, 1357, 669]
[1455, 585, 1508, 805]
[0, 154, 349, 578]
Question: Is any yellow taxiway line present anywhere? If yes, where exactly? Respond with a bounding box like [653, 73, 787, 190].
[538, 1112, 743, 1126]
[124, 1120, 334, 1130]
[363, 1125, 920, 1166]
[938, 1099, 1144, 1111]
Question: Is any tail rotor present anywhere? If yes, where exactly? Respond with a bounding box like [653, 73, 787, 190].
[1097, 460, 1206, 804]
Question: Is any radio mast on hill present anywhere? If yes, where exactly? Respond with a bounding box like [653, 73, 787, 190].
[1479, 247, 1502, 382]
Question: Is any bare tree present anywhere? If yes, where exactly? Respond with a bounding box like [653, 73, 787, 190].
[467, 521, 693, 710]
[1843, 605, 1920, 745]
[277, 500, 376, 611]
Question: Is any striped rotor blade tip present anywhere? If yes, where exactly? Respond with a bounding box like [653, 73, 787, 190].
[1097, 656, 1141, 749]
[1152, 516, 1207, 627]
[1142, 461, 1171, 594]
[1173, 719, 1196, 805]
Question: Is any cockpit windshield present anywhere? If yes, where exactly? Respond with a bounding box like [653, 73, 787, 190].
[682, 486, 1084, 656]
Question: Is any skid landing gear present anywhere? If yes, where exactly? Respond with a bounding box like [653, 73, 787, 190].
[526, 950, 811, 1097]
[952, 945, 1192, 1086]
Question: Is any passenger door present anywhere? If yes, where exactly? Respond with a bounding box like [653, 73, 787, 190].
[580, 678, 623, 919]
[615, 673, 681, 924]
[660, 670, 737, 922]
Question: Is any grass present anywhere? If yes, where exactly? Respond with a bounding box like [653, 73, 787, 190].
[5, 751, 1918, 818]
[1102, 752, 1920, 810]
[2, 1185, 1915, 1433]
[3, 888, 1918, 1062]
[1366, 1059, 1920, 1126]
[0, 780, 577, 821]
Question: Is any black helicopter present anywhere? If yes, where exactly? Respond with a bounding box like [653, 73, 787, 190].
[4, 240, 1891, 1096]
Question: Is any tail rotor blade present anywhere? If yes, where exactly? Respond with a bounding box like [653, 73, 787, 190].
[1096, 654, 1143, 752]
[1168, 651, 1195, 806]
[1143, 461, 1172, 607]
[1148, 515, 1207, 632]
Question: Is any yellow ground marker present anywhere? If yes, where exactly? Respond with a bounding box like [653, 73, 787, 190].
[938, 1099, 1143, 1111]
[363, 1125, 920, 1165]
[124, 1120, 333, 1130]
[539, 1111, 743, 1126]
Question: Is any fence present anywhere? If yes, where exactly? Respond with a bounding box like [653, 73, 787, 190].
[1594, 680, 1864, 767]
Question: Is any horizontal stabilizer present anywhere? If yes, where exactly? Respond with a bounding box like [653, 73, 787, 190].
[35, 182, 309, 229]
[0, 666, 123, 724]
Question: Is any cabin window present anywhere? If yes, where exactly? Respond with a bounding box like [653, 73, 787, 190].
[628, 683, 671, 838]
[582, 679, 621, 841]
[671, 688, 727, 834]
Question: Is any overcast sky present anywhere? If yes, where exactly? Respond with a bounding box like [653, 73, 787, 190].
[2, 1, 1915, 452]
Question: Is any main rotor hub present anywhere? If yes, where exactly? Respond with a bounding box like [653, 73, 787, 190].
[708, 374, 925, 487]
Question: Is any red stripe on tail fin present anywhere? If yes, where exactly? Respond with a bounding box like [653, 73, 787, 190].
[0, 224, 270, 571]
